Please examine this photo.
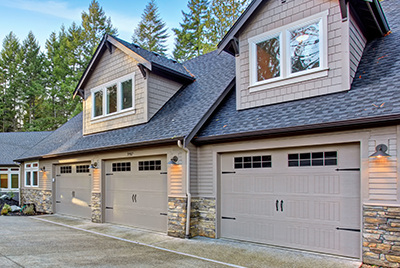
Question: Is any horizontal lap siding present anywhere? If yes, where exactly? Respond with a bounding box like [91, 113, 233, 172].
[349, 14, 367, 85]
[368, 127, 398, 202]
[194, 146, 214, 196]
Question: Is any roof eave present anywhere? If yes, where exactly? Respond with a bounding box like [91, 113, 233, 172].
[13, 137, 183, 163]
[193, 114, 400, 145]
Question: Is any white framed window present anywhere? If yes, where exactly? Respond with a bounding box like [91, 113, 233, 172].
[0, 168, 19, 190]
[91, 72, 135, 121]
[248, 10, 329, 92]
[25, 162, 39, 187]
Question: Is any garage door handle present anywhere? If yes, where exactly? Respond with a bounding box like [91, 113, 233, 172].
[106, 207, 113, 209]
[222, 216, 236, 220]
[160, 213, 167, 216]
[56, 201, 61, 203]
[335, 168, 360, 171]
[280, 200, 284, 212]
[276, 200, 279, 211]
[336, 227, 360, 232]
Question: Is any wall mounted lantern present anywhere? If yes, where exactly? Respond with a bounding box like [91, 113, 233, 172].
[370, 144, 391, 158]
[39, 166, 46, 172]
[89, 162, 98, 169]
[168, 156, 179, 165]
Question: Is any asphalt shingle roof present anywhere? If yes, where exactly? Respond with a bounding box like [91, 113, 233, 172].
[113, 36, 191, 78]
[0, 132, 52, 165]
[16, 50, 235, 161]
[196, 0, 399, 140]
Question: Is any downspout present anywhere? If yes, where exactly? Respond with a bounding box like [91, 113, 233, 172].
[177, 139, 191, 239]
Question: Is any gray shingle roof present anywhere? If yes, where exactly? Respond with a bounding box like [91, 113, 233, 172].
[16, 50, 235, 161]
[0, 132, 52, 165]
[112, 36, 191, 79]
[196, 0, 399, 141]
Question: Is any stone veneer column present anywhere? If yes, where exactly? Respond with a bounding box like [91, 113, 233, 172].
[167, 197, 187, 238]
[20, 189, 52, 213]
[91, 193, 101, 223]
[363, 205, 400, 267]
[190, 197, 216, 238]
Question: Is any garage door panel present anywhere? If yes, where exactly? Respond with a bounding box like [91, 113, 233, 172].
[56, 163, 91, 219]
[221, 144, 360, 258]
[105, 156, 167, 232]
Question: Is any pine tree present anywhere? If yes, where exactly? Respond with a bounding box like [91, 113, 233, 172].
[207, 0, 250, 46]
[19, 31, 48, 131]
[0, 32, 22, 132]
[81, 0, 118, 65]
[132, 0, 169, 56]
[172, 0, 212, 62]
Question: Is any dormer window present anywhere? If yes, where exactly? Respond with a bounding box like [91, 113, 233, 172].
[249, 10, 329, 92]
[91, 73, 135, 120]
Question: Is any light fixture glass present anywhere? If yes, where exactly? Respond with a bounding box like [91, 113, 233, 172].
[168, 156, 179, 165]
[89, 162, 98, 169]
[370, 144, 390, 158]
[295, 34, 309, 43]
[39, 166, 46, 173]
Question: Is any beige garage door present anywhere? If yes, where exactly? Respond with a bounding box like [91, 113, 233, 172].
[105, 156, 168, 232]
[55, 163, 92, 219]
[221, 143, 360, 258]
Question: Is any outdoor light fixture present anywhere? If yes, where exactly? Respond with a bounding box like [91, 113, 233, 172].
[39, 166, 46, 172]
[168, 156, 179, 165]
[89, 162, 98, 169]
[370, 144, 391, 158]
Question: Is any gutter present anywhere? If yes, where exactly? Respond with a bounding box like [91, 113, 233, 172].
[177, 139, 191, 239]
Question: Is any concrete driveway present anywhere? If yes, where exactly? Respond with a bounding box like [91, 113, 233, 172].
[0, 215, 362, 268]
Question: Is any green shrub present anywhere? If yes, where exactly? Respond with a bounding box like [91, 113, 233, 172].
[7, 191, 15, 199]
[1, 204, 11, 215]
[23, 204, 35, 215]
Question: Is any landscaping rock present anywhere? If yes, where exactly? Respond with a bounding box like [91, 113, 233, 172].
[0, 194, 10, 200]
[10, 205, 21, 212]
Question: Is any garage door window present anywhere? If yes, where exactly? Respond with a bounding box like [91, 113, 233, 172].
[138, 160, 161, 171]
[112, 162, 131, 172]
[288, 151, 337, 167]
[234, 155, 271, 169]
[76, 165, 90, 173]
[60, 166, 72, 173]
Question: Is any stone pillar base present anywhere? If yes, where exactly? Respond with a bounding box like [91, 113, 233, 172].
[168, 197, 187, 238]
[190, 197, 216, 238]
[20, 189, 52, 213]
[91, 193, 101, 223]
[363, 205, 400, 267]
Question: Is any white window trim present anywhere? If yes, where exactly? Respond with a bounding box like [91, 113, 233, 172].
[0, 168, 19, 191]
[248, 10, 329, 93]
[91, 72, 136, 121]
[25, 162, 39, 188]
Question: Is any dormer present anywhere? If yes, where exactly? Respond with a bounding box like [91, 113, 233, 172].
[74, 35, 195, 135]
[218, 0, 390, 110]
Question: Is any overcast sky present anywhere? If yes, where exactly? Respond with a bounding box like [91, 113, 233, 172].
[0, 0, 190, 56]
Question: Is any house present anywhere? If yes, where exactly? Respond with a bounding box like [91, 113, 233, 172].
[14, 0, 400, 266]
[0, 131, 52, 201]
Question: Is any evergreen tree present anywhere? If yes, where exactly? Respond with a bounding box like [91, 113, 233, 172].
[132, 0, 169, 56]
[19, 31, 47, 131]
[81, 0, 118, 65]
[172, 0, 212, 62]
[207, 0, 250, 46]
[0, 32, 22, 132]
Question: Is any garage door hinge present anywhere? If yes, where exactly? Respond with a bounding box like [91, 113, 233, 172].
[106, 173, 113, 175]
[106, 207, 113, 209]
[222, 171, 236, 174]
[336, 227, 360, 232]
[56, 175, 61, 177]
[222, 216, 236, 220]
[160, 213, 167, 216]
[160, 172, 167, 174]
[335, 168, 360, 171]
[56, 201, 61, 203]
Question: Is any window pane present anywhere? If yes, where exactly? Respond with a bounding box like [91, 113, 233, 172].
[107, 84, 117, 114]
[256, 36, 280, 81]
[122, 79, 133, 110]
[94, 91, 103, 117]
[26, 172, 31, 186]
[1, 174, 7, 188]
[290, 22, 320, 74]
[32, 171, 38, 186]
[11, 174, 18, 188]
